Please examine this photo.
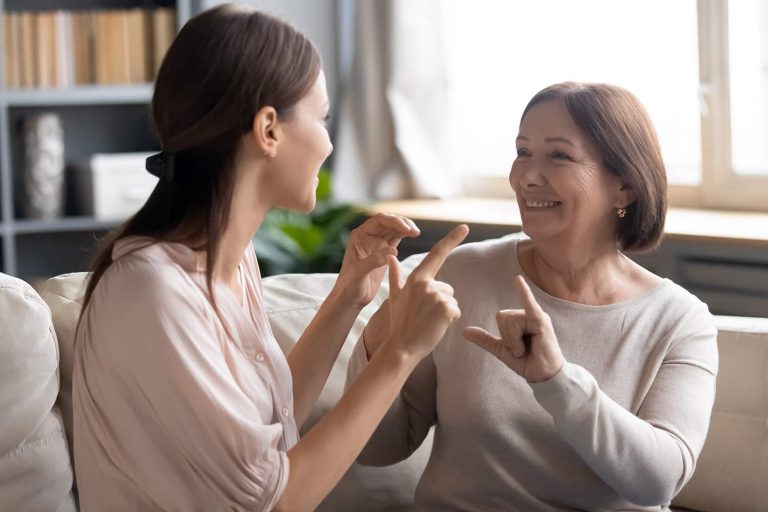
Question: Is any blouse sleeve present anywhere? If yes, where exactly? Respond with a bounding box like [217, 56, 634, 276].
[530, 301, 718, 507]
[84, 260, 289, 511]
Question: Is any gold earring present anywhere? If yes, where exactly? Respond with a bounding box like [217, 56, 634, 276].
[617, 207, 627, 218]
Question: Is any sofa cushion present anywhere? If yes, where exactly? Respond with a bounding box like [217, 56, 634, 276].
[672, 315, 768, 512]
[0, 273, 76, 512]
[39, 272, 86, 467]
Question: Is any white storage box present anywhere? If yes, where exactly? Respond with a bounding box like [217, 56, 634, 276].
[73, 152, 158, 221]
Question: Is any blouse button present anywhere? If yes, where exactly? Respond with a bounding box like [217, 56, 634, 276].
[255, 353, 265, 362]
[282, 407, 290, 417]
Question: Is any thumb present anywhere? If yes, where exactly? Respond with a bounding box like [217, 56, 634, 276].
[357, 246, 397, 276]
[387, 255, 404, 299]
[462, 326, 503, 358]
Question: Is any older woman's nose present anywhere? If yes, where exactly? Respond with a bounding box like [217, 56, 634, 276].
[517, 161, 546, 188]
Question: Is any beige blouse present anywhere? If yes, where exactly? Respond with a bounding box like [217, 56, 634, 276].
[73, 237, 297, 511]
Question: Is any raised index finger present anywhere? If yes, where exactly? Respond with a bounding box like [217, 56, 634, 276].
[514, 275, 544, 319]
[411, 224, 469, 279]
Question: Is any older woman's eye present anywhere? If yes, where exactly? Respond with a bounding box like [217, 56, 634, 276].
[516, 148, 530, 157]
[550, 150, 571, 160]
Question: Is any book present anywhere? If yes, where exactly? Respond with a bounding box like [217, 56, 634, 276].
[18, 11, 36, 87]
[35, 12, 57, 88]
[126, 9, 150, 83]
[55, 11, 72, 87]
[3, 12, 20, 88]
[152, 8, 176, 76]
[95, 10, 129, 84]
[72, 11, 95, 85]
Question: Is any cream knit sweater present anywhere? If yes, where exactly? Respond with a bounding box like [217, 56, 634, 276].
[348, 236, 718, 511]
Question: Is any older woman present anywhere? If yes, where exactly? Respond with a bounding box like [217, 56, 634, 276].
[350, 82, 718, 511]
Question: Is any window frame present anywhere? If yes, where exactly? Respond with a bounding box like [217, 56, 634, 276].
[460, 0, 768, 212]
[695, 0, 768, 211]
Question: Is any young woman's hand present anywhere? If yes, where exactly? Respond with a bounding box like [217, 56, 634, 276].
[462, 275, 564, 383]
[332, 213, 420, 308]
[382, 225, 468, 361]
[361, 298, 389, 358]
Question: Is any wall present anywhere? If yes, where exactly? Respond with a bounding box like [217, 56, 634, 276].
[202, 0, 342, 108]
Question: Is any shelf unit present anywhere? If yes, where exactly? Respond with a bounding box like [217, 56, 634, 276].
[0, 0, 199, 280]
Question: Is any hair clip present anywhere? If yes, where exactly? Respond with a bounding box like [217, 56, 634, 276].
[145, 152, 175, 182]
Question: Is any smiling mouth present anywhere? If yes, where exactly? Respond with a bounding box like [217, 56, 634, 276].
[525, 200, 562, 208]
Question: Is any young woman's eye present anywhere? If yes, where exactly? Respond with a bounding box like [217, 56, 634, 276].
[322, 114, 331, 126]
[550, 150, 571, 160]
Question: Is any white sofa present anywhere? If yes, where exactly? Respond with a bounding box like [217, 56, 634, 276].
[1, 266, 767, 511]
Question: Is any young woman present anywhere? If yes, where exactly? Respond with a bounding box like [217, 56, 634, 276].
[72, 4, 468, 511]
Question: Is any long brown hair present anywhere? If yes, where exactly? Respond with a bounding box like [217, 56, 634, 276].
[80, 4, 321, 314]
[521, 82, 667, 253]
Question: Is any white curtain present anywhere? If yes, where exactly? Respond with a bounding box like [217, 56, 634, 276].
[332, 0, 460, 201]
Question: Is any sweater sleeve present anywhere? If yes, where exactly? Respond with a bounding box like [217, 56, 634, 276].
[530, 306, 718, 507]
[346, 334, 437, 466]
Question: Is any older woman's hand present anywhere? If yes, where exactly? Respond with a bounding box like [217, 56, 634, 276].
[462, 276, 564, 383]
[331, 213, 420, 308]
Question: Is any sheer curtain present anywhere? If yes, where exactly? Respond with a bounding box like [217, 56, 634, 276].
[332, 0, 459, 201]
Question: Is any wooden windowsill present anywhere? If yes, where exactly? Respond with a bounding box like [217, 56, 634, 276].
[363, 198, 768, 247]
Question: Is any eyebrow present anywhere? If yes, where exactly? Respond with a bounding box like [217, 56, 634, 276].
[516, 135, 575, 146]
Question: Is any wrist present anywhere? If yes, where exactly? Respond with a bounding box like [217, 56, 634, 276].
[527, 356, 565, 384]
[376, 338, 420, 371]
[378, 334, 425, 366]
[326, 285, 365, 312]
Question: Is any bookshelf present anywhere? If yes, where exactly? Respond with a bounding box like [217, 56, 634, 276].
[0, 0, 198, 280]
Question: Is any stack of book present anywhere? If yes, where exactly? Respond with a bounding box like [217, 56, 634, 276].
[3, 8, 177, 88]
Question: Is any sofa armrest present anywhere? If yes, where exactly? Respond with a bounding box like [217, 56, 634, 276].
[672, 316, 768, 512]
[0, 273, 76, 512]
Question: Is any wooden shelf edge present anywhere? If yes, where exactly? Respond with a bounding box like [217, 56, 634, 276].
[12, 216, 120, 234]
[1, 84, 154, 107]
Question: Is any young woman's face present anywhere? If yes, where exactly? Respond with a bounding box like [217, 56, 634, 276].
[269, 70, 333, 212]
[509, 99, 625, 245]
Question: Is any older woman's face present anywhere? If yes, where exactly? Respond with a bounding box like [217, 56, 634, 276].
[509, 99, 624, 245]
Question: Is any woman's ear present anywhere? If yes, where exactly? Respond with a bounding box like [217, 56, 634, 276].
[251, 106, 281, 157]
[617, 183, 638, 208]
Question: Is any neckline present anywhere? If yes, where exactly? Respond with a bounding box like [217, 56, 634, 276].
[509, 238, 670, 312]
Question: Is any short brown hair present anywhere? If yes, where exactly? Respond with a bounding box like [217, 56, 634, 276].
[521, 82, 667, 253]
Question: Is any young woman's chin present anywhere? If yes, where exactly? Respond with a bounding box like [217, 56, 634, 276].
[283, 196, 316, 214]
[300, 199, 317, 214]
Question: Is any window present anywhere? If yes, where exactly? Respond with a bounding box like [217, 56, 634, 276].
[440, 0, 768, 211]
[728, 0, 768, 176]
